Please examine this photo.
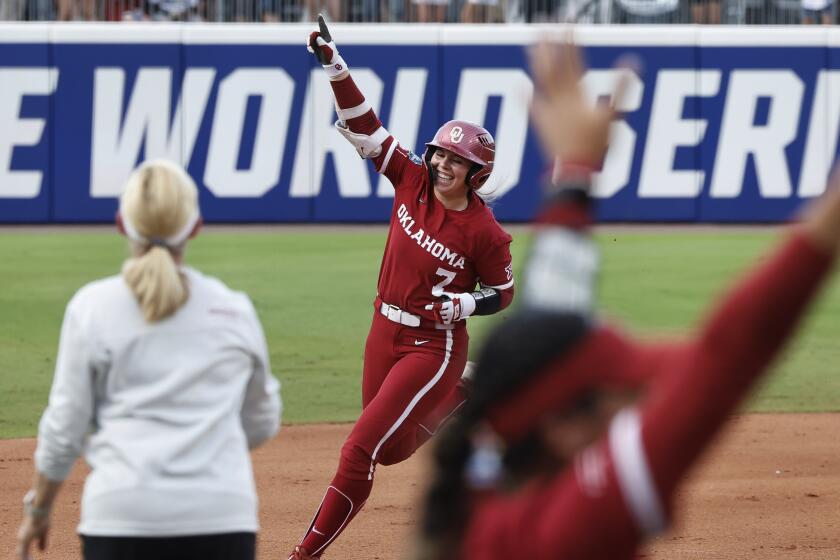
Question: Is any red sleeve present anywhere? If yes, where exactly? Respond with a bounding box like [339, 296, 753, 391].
[471, 231, 835, 558]
[474, 223, 514, 311]
[640, 230, 834, 508]
[466, 444, 641, 560]
[330, 76, 381, 135]
[469, 209, 835, 559]
[371, 138, 427, 188]
[330, 75, 426, 187]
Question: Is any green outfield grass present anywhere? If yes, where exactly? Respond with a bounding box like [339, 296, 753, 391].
[1, 227, 839, 438]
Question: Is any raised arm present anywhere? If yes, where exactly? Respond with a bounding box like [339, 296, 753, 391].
[307, 16, 407, 180]
[641, 173, 839, 503]
[520, 38, 631, 317]
[525, 36, 839, 550]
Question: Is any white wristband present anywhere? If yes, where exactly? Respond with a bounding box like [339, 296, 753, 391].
[523, 229, 598, 315]
[324, 55, 349, 80]
[453, 292, 476, 319]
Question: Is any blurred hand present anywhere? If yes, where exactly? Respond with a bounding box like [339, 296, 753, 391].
[528, 35, 632, 168]
[16, 515, 49, 560]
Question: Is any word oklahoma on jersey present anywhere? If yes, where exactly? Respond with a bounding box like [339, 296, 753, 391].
[373, 142, 513, 324]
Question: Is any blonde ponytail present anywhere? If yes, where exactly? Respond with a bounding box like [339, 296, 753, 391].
[122, 247, 189, 322]
[119, 160, 200, 322]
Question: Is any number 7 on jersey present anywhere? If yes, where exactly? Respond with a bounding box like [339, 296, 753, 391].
[431, 267, 456, 297]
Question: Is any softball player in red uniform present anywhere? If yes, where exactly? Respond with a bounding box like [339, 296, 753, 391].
[415, 38, 840, 560]
[289, 18, 514, 560]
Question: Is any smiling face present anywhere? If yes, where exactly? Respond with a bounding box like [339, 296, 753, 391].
[429, 147, 473, 208]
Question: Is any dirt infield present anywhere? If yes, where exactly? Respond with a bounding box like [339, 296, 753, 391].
[3, 414, 840, 559]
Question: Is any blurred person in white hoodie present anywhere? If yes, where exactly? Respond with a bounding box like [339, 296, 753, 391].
[15, 159, 281, 560]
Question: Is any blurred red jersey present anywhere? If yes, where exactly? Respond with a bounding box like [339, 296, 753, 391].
[371, 140, 513, 323]
[461, 231, 834, 559]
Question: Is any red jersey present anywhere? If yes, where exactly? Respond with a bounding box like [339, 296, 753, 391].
[462, 231, 833, 559]
[371, 140, 513, 322]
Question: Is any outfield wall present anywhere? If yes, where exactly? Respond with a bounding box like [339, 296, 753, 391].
[1, 24, 839, 223]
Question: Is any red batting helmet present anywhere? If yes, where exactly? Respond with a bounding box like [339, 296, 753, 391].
[424, 120, 495, 189]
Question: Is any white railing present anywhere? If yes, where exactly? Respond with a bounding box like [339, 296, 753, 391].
[0, 0, 832, 26]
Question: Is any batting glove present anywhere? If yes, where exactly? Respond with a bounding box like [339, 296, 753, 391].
[425, 292, 477, 325]
[307, 14, 348, 80]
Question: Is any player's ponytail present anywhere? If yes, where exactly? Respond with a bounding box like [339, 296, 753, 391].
[416, 349, 529, 560]
[416, 311, 590, 560]
[120, 160, 200, 323]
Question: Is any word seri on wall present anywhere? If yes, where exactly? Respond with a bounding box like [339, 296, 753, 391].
[1, 24, 839, 223]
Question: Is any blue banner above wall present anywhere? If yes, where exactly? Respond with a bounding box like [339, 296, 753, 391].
[0, 24, 838, 223]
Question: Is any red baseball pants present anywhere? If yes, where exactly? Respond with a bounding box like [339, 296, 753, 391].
[296, 311, 469, 557]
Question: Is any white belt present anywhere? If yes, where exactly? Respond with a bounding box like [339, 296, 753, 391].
[379, 302, 421, 328]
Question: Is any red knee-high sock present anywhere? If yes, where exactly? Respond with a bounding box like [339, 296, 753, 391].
[299, 473, 373, 557]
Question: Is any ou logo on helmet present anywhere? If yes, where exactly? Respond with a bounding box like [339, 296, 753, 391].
[449, 126, 464, 144]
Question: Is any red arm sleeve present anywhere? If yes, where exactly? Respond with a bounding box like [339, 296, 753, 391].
[331, 76, 425, 185]
[642, 230, 835, 506]
[474, 228, 514, 313]
[533, 181, 835, 506]
[330, 76, 381, 135]
[372, 138, 427, 188]
[469, 203, 836, 559]
[495, 232, 834, 557]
